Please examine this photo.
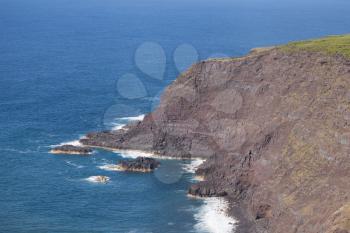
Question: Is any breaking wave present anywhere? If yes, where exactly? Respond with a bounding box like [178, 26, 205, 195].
[98, 164, 121, 171]
[50, 135, 87, 148]
[194, 197, 237, 233]
[84, 176, 110, 183]
[110, 114, 145, 131]
[182, 158, 205, 174]
[119, 114, 145, 121]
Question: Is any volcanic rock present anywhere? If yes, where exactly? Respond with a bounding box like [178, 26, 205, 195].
[80, 35, 350, 232]
[116, 157, 160, 172]
[50, 145, 93, 155]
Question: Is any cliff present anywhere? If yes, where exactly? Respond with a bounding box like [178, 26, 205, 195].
[81, 35, 350, 233]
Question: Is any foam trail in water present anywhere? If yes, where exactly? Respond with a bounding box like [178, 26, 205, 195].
[55, 115, 145, 146]
[119, 114, 145, 121]
[50, 135, 87, 148]
[111, 123, 125, 131]
[117, 149, 155, 159]
[60, 140, 82, 146]
[65, 160, 84, 169]
[182, 158, 205, 173]
[0, 148, 36, 154]
[84, 176, 110, 183]
[110, 114, 145, 131]
[194, 197, 237, 233]
[98, 164, 121, 171]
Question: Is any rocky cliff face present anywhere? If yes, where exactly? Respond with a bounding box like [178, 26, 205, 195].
[81, 36, 350, 233]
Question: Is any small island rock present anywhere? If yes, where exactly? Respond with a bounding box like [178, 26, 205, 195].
[116, 157, 160, 172]
[50, 145, 93, 155]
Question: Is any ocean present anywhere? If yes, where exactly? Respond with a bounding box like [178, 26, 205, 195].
[1, 0, 350, 232]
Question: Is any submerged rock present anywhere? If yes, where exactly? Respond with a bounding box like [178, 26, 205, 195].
[50, 145, 93, 155]
[116, 157, 160, 172]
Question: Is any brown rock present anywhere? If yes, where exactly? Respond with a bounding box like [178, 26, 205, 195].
[50, 145, 93, 155]
[116, 157, 160, 172]
[80, 38, 350, 232]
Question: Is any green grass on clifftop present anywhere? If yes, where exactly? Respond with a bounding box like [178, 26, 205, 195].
[280, 34, 350, 59]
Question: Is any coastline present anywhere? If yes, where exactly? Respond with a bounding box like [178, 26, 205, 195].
[50, 150, 92, 155]
[52, 108, 245, 233]
[83, 144, 205, 161]
[100, 146, 238, 233]
[193, 197, 238, 233]
[55, 137, 238, 233]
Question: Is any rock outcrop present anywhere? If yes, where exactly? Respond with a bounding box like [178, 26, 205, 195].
[188, 182, 227, 197]
[50, 145, 93, 155]
[81, 35, 350, 233]
[115, 157, 160, 172]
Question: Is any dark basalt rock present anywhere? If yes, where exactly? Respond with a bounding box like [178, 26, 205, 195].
[117, 157, 160, 172]
[50, 145, 93, 155]
[188, 182, 227, 197]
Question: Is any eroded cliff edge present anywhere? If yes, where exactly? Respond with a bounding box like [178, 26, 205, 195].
[81, 35, 350, 233]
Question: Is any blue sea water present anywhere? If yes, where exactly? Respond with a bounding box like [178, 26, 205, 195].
[1, 0, 350, 232]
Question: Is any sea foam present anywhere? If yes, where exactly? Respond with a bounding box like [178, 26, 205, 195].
[117, 149, 156, 159]
[182, 158, 205, 174]
[50, 135, 87, 148]
[194, 197, 237, 233]
[185, 159, 237, 233]
[84, 176, 110, 183]
[98, 164, 121, 171]
[65, 160, 84, 169]
[111, 123, 126, 131]
[119, 114, 145, 121]
[111, 114, 145, 131]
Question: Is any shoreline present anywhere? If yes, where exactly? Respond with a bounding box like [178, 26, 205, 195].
[83, 144, 205, 161]
[52, 107, 237, 233]
[54, 139, 237, 233]
[88, 145, 238, 233]
[193, 197, 238, 233]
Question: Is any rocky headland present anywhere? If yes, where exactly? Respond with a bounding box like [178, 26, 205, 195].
[80, 35, 350, 233]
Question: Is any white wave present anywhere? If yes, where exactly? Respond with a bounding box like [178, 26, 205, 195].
[65, 160, 84, 169]
[60, 140, 82, 146]
[84, 176, 110, 183]
[117, 149, 156, 159]
[119, 114, 145, 121]
[111, 123, 126, 131]
[183, 158, 205, 174]
[53, 115, 145, 148]
[194, 197, 237, 233]
[107, 147, 196, 161]
[98, 164, 121, 171]
[114, 149, 195, 160]
[50, 135, 87, 148]
[110, 114, 145, 131]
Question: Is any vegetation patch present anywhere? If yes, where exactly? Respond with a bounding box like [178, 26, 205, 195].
[280, 34, 350, 59]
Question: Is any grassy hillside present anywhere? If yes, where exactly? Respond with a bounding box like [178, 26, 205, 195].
[280, 34, 350, 59]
